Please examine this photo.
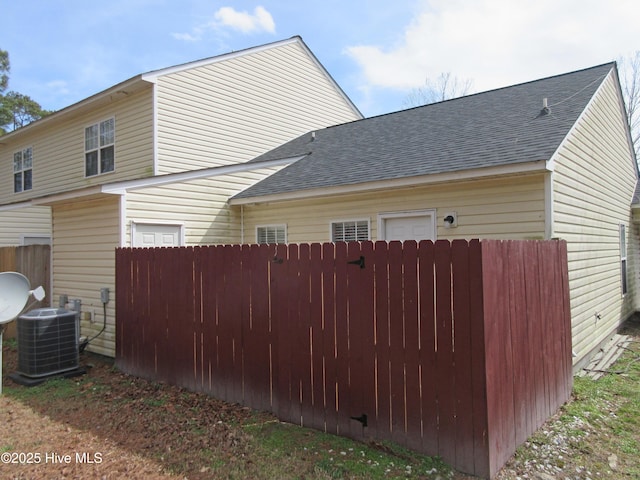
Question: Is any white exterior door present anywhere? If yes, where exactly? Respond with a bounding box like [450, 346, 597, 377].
[132, 223, 182, 247]
[379, 211, 436, 241]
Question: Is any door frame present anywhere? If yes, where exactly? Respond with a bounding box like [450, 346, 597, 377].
[130, 221, 185, 247]
[377, 209, 437, 241]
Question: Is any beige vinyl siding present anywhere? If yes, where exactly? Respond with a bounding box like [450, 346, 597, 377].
[239, 174, 547, 244]
[0, 207, 51, 246]
[125, 166, 282, 245]
[552, 72, 638, 366]
[52, 196, 120, 357]
[0, 86, 154, 204]
[155, 41, 361, 174]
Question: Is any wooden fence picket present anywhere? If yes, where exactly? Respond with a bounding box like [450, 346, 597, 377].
[115, 239, 572, 479]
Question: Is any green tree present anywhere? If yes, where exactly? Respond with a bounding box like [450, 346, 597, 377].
[1, 91, 52, 131]
[0, 48, 52, 135]
[0, 49, 9, 92]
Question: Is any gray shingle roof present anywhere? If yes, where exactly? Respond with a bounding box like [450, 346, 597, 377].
[233, 63, 615, 200]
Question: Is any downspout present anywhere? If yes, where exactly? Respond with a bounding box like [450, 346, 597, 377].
[241, 204, 245, 244]
[544, 171, 555, 239]
[119, 193, 127, 247]
[151, 83, 159, 174]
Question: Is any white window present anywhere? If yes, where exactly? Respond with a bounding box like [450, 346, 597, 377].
[620, 224, 628, 295]
[13, 147, 33, 193]
[378, 210, 437, 241]
[21, 234, 51, 246]
[131, 223, 183, 248]
[85, 118, 115, 177]
[331, 219, 370, 242]
[257, 225, 286, 244]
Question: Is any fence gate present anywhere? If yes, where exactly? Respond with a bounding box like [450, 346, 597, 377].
[116, 239, 572, 479]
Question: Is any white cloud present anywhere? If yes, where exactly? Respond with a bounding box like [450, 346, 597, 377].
[213, 6, 275, 34]
[46, 80, 70, 96]
[171, 31, 200, 42]
[171, 5, 275, 43]
[345, 0, 640, 94]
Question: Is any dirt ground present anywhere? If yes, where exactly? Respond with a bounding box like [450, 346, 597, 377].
[1, 318, 639, 479]
[0, 343, 258, 480]
[0, 394, 177, 479]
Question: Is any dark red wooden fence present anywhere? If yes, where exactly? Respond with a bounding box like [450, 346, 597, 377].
[115, 239, 572, 479]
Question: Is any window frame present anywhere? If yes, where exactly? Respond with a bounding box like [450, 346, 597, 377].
[330, 219, 370, 242]
[256, 224, 287, 244]
[131, 221, 185, 248]
[13, 146, 33, 193]
[377, 209, 437, 241]
[620, 224, 628, 296]
[85, 117, 115, 177]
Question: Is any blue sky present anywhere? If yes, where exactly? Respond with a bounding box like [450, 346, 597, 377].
[2, 0, 639, 118]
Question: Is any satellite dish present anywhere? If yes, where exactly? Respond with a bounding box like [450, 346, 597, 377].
[0, 272, 32, 324]
[0, 272, 45, 395]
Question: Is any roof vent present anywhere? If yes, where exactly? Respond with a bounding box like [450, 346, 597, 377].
[541, 98, 550, 115]
[311, 131, 316, 141]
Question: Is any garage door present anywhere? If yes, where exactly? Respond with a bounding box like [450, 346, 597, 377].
[381, 211, 436, 241]
[132, 223, 182, 247]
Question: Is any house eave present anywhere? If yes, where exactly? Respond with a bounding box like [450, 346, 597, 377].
[0, 76, 149, 141]
[101, 156, 304, 194]
[141, 36, 362, 119]
[0, 200, 36, 212]
[229, 159, 550, 206]
[21, 156, 302, 207]
[141, 37, 302, 82]
[30, 186, 106, 206]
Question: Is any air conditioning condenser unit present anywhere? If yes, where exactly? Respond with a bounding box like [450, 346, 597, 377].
[10, 308, 85, 385]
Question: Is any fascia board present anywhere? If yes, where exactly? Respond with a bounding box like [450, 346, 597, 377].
[141, 37, 301, 82]
[24, 156, 303, 206]
[229, 160, 550, 206]
[101, 156, 305, 194]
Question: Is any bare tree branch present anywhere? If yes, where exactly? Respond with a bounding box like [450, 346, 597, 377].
[404, 72, 473, 108]
[619, 51, 640, 159]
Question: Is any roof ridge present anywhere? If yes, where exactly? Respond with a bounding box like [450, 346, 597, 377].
[303, 62, 616, 137]
[236, 62, 617, 200]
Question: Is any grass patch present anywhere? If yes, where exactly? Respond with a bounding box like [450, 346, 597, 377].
[244, 420, 452, 479]
[3, 377, 81, 401]
[4, 327, 640, 479]
[512, 336, 640, 479]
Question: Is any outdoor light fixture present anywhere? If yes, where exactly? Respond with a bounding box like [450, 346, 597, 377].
[443, 212, 458, 228]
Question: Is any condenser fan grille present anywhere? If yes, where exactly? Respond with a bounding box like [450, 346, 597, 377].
[17, 308, 79, 378]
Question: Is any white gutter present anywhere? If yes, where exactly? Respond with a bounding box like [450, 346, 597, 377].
[0, 77, 147, 142]
[0, 201, 34, 212]
[229, 159, 550, 206]
[101, 156, 306, 194]
[23, 156, 304, 206]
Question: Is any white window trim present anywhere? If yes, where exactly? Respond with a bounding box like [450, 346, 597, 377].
[13, 146, 33, 193]
[330, 218, 370, 242]
[130, 220, 185, 247]
[20, 233, 51, 246]
[84, 117, 116, 177]
[256, 224, 287, 244]
[377, 209, 437, 241]
[620, 224, 627, 296]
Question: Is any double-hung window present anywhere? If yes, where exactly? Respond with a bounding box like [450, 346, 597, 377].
[257, 225, 287, 244]
[85, 118, 115, 176]
[620, 224, 628, 295]
[331, 219, 370, 242]
[13, 147, 33, 193]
